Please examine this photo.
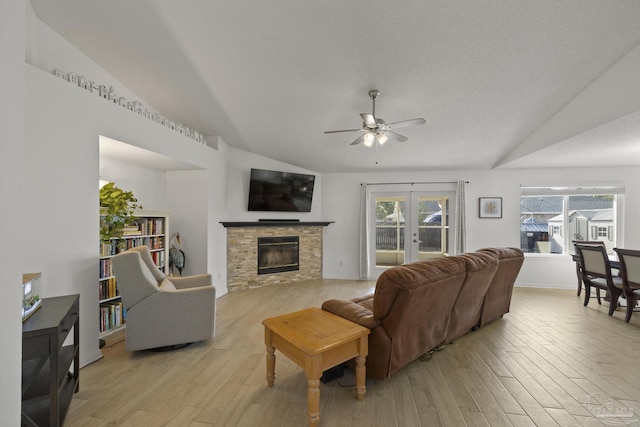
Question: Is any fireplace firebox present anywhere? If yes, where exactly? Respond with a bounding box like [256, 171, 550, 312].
[257, 236, 299, 275]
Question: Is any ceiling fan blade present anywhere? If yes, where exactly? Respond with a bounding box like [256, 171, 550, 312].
[324, 128, 362, 134]
[350, 134, 366, 145]
[387, 118, 426, 129]
[387, 131, 408, 142]
[360, 113, 376, 128]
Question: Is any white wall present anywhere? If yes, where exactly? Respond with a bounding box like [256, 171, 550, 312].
[24, 3, 227, 368]
[100, 155, 168, 209]
[166, 170, 209, 277]
[206, 139, 229, 290]
[24, 64, 223, 367]
[321, 167, 640, 288]
[0, 1, 25, 423]
[25, 2, 147, 109]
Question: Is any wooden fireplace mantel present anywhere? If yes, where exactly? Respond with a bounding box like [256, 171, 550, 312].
[220, 221, 333, 228]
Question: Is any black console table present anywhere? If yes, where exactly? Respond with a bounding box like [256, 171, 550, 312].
[22, 294, 80, 426]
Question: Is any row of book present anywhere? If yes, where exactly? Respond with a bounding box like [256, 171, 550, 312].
[151, 250, 165, 267]
[99, 301, 126, 333]
[99, 236, 165, 257]
[99, 258, 113, 279]
[145, 236, 165, 250]
[122, 225, 142, 236]
[100, 241, 119, 257]
[139, 218, 164, 236]
[99, 277, 118, 301]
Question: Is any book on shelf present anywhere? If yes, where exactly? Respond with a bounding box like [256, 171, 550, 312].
[99, 300, 126, 333]
[99, 258, 112, 279]
[99, 277, 118, 300]
[123, 224, 142, 236]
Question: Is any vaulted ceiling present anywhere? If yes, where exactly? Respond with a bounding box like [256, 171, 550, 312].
[30, 0, 640, 173]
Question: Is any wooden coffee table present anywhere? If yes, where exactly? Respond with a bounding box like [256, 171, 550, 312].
[262, 307, 369, 426]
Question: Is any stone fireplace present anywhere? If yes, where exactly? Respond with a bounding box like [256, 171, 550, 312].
[221, 221, 332, 291]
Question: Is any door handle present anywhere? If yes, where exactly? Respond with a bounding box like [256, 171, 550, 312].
[413, 239, 422, 243]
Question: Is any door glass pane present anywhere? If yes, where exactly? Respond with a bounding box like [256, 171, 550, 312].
[375, 196, 405, 266]
[417, 196, 449, 259]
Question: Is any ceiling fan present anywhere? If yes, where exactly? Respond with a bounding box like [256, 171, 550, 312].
[324, 90, 426, 147]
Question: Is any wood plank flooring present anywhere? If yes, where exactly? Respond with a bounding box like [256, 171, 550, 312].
[66, 280, 640, 426]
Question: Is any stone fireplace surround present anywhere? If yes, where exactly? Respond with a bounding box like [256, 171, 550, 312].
[221, 221, 332, 292]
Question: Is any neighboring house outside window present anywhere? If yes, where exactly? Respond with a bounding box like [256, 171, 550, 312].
[520, 186, 623, 255]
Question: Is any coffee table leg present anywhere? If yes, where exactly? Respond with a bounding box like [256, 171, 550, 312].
[307, 378, 320, 426]
[355, 355, 366, 400]
[266, 345, 276, 387]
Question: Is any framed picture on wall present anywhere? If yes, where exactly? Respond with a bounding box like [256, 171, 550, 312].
[479, 197, 502, 218]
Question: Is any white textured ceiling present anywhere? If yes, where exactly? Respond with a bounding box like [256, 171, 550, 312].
[30, 0, 640, 173]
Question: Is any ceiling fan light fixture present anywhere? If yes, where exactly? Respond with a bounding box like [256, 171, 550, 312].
[324, 89, 425, 147]
[363, 132, 375, 147]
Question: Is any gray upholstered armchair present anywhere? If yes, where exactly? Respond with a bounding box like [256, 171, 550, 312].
[111, 245, 216, 351]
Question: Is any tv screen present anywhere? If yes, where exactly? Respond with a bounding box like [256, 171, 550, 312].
[248, 168, 315, 212]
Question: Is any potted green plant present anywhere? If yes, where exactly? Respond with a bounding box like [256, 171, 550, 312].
[99, 182, 142, 248]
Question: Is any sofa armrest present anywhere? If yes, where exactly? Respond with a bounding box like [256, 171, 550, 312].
[322, 299, 380, 329]
[169, 274, 213, 289]
[128, 286, 216, 350]
[137, 286, 216, 321]
[351, 293, 375, 304]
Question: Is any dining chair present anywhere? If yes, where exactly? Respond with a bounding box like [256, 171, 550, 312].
[574, 243, 623, 314]
[572, 240, 606, 297]
[612, 248, 640, 323]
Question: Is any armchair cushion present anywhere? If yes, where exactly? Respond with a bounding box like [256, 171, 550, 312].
[112, 251, 160, 307]
[170, 274, 213, 289]
[159, 278, 177, 291]
[128, 245, 166, 282]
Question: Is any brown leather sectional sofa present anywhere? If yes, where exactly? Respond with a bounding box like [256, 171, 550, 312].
[321, 247, 524, 380]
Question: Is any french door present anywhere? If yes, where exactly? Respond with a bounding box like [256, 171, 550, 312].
[369, 191, 454, 278]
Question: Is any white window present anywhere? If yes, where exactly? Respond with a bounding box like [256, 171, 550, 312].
[520, 186, 623, 255]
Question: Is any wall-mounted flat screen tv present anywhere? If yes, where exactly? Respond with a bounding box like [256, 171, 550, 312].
[248, 168, 315, 212]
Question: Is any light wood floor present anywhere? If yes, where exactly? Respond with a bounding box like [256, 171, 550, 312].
[66, 280, 640, 427]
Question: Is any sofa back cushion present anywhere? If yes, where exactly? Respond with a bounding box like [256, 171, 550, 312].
[446, 251, 499, 342]
[477, 247, 524, 326]
[373, 256, 467, 376]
